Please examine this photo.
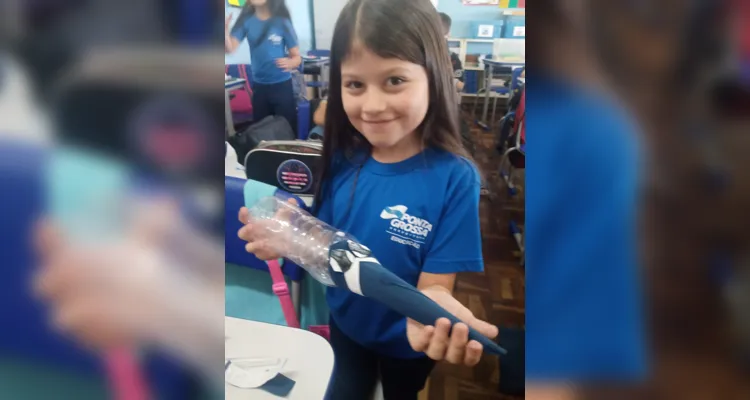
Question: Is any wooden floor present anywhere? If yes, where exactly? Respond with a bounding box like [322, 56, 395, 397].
[421, 119, 525, 400]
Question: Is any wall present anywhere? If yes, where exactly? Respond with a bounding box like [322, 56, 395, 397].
[437, 0, 506, 38]
[225, 0, 313, 65]
[311, 0, 348, 50]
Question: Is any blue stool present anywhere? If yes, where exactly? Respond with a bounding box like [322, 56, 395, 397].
[297, 100, 311, 140]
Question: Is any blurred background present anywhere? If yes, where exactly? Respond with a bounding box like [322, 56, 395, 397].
[1, 0, 225, 399]
[529, 0, 750, 398]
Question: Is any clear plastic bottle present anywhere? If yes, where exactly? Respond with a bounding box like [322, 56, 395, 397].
[247, 196, 357, 287]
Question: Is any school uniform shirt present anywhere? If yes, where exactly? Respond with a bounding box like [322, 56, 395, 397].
[231, 16, 298, 85]
[317, 148, 484, 359]
[525, 73, 648, 381]
[450, 52, 464, 83]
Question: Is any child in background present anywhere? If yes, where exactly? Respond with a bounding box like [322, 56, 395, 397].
[309, 91, 328, 140]
[439, 12, 476, 157]
[225, 0, 301, 133]
[238, 0, 496, 398]
[439, 12, 465, 93]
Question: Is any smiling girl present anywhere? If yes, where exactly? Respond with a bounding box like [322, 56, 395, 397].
[238, 0, 497, 398]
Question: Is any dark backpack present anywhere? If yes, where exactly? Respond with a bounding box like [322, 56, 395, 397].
[228, 115, 295, 162]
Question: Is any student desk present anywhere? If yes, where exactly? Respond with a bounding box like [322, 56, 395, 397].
[225, 317, 334, 400]
[480, 58, 525, 128]
[302, 56, 330, 95]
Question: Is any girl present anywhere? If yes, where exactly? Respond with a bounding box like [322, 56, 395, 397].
[225, 0, 300, 133]
[238, 0, 497, 398]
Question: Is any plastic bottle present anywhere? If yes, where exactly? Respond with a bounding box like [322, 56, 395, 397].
[247, 196, 357, 287]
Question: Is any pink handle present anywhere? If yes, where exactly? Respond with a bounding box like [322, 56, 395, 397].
[267, 259, 300, 329]
[105, 348, 150, 400]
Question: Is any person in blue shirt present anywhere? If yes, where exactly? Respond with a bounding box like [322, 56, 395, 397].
[225, 0, 300, 134]
[525, 1, 648, 398]
[238, 0, 498, 398]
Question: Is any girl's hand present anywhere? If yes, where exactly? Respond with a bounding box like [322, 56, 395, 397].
[225, 14, 233, 35]
[406, 286, 499, 366]
[225, 13, 241, 53]
[33, 220, 172, 349]
[275, 58, 296, 72]
[237, 198, 299, 260]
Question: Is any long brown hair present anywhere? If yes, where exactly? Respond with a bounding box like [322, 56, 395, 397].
[235, 0, 293, 47]
[313, 0, 472, 214]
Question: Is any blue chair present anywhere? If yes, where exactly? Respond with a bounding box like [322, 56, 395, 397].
[486, 66, 525, 127]
[0, 142, 193, 399]
[225, 176, 306, 304]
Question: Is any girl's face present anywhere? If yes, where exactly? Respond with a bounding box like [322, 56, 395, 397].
[249, 0, 267, 6]
[341, 45, 429, 160]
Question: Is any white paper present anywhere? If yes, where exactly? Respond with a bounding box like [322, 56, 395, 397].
[477, 25, 495, 38]
[225, 358, 286, 389]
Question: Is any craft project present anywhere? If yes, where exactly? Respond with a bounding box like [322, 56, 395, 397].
[244, 180, 507, 356]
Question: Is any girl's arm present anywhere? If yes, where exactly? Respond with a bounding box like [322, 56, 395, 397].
[225, 14, 241, 54]
[313, 100, 328, 126]
[276, 20, 302, 71]
[417, 271, 456, 293]
[226, 35, 241, 54]
[287, 47, 303, 69]
[277, 47, 303, 71]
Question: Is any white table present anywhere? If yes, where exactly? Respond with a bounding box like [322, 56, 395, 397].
[225, 78, 247, 137]
[225, 317, 334, 400]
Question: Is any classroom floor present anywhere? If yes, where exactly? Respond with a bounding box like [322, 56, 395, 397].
[421, 113, 525, 400]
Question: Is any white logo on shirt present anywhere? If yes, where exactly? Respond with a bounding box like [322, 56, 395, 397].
[268, 34, 283, 45]
[381, 205, 433, 249]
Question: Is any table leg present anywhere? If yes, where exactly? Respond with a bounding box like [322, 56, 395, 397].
[481, 64, 493, 124]
[225, 89, 236, 137]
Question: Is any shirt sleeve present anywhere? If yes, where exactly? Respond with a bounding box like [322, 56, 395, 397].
[282, 19, 299, 50]
[230, 15, 248, 42]
[525, 99, 647, 382]
[315, 189, 333, 225]
[314, 153, 342, 225]
[422, 162, 483, 274]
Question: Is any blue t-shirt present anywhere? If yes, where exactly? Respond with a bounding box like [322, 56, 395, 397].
[317, 148, 484, 359]
[231, 16, 298, 85]
[525, 74, 648, 381]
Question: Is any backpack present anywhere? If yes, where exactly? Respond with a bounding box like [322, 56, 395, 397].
[228, 115, 295, 162]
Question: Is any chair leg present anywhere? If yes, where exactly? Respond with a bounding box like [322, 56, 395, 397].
[491, 95, 498, 128]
